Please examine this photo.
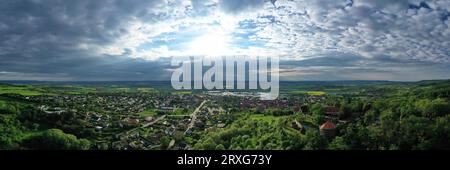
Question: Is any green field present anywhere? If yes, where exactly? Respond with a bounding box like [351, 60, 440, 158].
[289, 90, 326, 96]
[137, 88, 154, 93]
[0, 84, 160, 96]
[45, 85, 97, 94]
[137, 109, 158, 117]
[138, 108, 190, 117]
[0, 86, 44, 96]
[171, 108, 190, 115]
[112, 87, 131, 93]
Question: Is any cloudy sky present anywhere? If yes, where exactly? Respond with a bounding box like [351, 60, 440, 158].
[0, 0, 449, 81]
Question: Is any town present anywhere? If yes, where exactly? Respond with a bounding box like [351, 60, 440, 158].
[0, 80, 449, 150]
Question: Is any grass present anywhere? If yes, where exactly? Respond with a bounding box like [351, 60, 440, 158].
[170, 108, 190, 115]
[137, 109, 158, 117]
[0, 86, 44, 96]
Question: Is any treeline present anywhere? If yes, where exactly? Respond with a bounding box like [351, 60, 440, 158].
[339, 97, 450, 149]
[0, 100, 91, 150]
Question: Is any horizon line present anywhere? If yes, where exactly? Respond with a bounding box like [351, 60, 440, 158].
[1, 79, 449, 83]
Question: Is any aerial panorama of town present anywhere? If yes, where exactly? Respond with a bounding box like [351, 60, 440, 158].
[0, 0, 450, 153]
[0, 80, 449, 150]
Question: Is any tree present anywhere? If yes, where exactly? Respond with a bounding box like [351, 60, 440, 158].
[23, 129, 91, 150]
[313, 114, 326, 125]
[215, 144, 225, 150]
[328, 137, 349, 150]
[77, 139, 91, 150]
[311, 104, 324, 116]
[160, 136, 171, 149]
[0, 104, 18, 115]
[339, 104, 352, 119]
[415, 99, 450, 118]
[303, 129, 327, 150]
[194, 137, 217, 150]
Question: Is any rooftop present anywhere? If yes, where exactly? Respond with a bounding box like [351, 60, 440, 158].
[320, 120, 336, 129]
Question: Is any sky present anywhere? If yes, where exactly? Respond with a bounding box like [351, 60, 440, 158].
[0, 0, 449, 81]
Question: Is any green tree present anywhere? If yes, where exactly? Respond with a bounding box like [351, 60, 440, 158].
[160, 136, 171, 149]
[215, 144, 225, 150]
[328, 137, 349, 150]
[339, 104, 352, 119]
[311, 104, 324, 116]
[303, 129, 327, 150]
[313, 114, 326, 125]
[23, 129, 91, 150]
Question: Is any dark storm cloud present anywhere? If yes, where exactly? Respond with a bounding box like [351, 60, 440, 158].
[0, 0, 169, 80]
[279, 52, 450, 81]
[0, 0, 163, 46]
[67, 56, 171, 81]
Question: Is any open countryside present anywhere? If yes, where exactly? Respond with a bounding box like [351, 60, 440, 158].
[0, 80, 449, 150]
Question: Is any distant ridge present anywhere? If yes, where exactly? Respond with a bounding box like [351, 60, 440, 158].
[1, 79, 449, 86]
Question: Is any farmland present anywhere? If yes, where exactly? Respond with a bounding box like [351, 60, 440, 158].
[0, 85, 45, 96]
[289, 91, 326, 96]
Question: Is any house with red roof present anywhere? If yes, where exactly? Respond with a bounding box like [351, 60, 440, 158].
[320, 120, 337, 140]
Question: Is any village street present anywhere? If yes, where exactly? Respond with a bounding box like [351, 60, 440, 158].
[184, 100, 208, 134]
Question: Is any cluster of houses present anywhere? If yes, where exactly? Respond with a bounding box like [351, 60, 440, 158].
[112, 116, 191, 150]
[26, 93, 210, 149]
[237, 94, 331, 114]
[25, 89, 347, 148]
[110, 99, 227, 150]
[101, 95, 228, 150]
[28, 94, 154, 114]
[152, 94, 201, 110]
[240, 97, 291, 110]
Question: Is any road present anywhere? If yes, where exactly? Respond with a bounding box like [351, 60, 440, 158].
[142, 115, 166, 128]
[184, 100, 208, 134]
[118, 115, 166, 137]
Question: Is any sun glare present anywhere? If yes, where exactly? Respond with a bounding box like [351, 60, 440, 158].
[187, 32, 232, 57]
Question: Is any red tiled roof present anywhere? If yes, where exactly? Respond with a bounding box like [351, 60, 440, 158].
[320, 120, 336, 129]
